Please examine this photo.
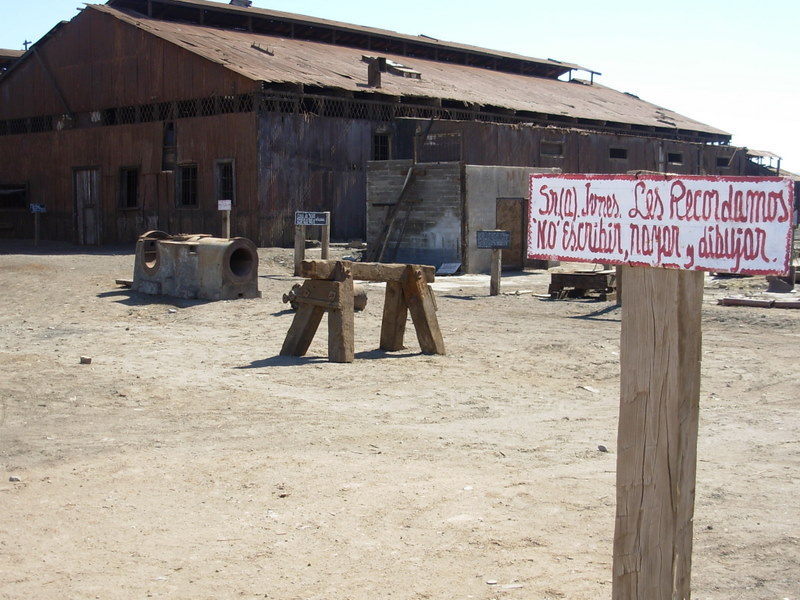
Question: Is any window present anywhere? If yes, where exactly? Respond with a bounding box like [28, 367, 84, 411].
[667, 152, 683, 165]
[540, 141, 564, 157]
[716, 156, 731, 168]
[119, 167, 139, 209]
[215, 160, 236, 206]
[162, 122, 176, 171]
[609, 147, 628, 160]
[177, 164, 198, 207]
[0, 183, 27, 210]
[418, 132, 461, 162]
[373, 133, 390, 160]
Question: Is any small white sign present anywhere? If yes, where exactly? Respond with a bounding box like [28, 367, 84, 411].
[218, 200, 232, 211]
[527, 174, 794, 275]
[295, 211, 329, 226]
[30, 203, 47, 213]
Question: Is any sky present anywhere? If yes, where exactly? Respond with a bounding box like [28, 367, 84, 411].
[1, 0, 797, 174]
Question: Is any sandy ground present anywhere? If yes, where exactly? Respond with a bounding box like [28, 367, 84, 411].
[0, 240, 798, 600]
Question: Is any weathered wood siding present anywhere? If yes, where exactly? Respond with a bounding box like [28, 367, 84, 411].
[0, 9, 256, 119]
[0, 112, 258, 243]
[256, 112, 372, 247]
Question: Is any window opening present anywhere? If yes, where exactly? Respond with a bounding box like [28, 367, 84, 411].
[0, 183, 28, 210]
[162, 122, 176, 171]
[177, 164, 198, 207]
[373, 133, 390, 160]
[215, 160, 236, 205]
[667, 152, 683, 165]
[540, 141, 564, 157]
[609, 147, 628, 160]
[119, 167, 139, 209]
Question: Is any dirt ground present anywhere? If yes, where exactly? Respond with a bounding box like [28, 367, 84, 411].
[0, 239, 798, 600]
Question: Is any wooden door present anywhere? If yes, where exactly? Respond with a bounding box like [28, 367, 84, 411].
[74, 168, 101, 245]
[495, 197, 526, 270]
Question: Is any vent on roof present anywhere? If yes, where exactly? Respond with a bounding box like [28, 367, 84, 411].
[362, 55, 421, 88]
[230, 0, 252, 6]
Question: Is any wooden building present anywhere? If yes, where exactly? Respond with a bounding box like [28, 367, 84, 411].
[0, 0, 772, 247]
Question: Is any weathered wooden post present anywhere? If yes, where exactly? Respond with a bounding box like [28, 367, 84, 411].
[476, 229, 511, 296]
[218, 199, 232, 238]
[526, 173, 795, 600]
[30, 203, 46, 246]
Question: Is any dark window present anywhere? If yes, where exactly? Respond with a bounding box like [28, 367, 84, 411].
[119, 167, 139, 209]
[609, 147, 628, 160]
[162, 122, 176, 171]
[716, 156, 731, 168]
[667, 152, 683, 165]
[540, 141, 564, 157]
[373, 133, 390, 160]
[0, 183, 27, 210]
[177, 164, 198, 207]
[215, 160, 235, 205]
[418, 132, 461, 162]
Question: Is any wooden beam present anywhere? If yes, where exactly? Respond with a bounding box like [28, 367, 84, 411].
[613, 266, 703, 600]
[300, 260, 435, 283]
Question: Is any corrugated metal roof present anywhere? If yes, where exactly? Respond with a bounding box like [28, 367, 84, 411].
[106, 0, 590, 77]
[0, 49, 25, 59]
[91, 3, 728, 137]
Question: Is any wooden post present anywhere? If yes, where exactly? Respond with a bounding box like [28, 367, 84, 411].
[294, 224, 306, 276]
[321, 211, 330, 260]
[380, 280, 408, 351]
[279, 303, 325, 357]
[613, 266, 703, 600]
[34, 212, 41, 247]
[490, 248, 502, 296]
[221, 210, 231, 239]
[327, 262, 354, 363]
[401, 265, 446, 355]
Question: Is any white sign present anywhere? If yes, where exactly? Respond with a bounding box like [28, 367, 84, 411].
[295, 211, 329, 226]
[218, 200, 232, 211]
[30, 203, 47, 213]
[527, 175, 795, 275]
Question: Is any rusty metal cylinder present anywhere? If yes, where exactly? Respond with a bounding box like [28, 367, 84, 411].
[133, 231, 260, 300]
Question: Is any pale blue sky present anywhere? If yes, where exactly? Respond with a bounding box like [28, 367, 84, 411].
[2, 0, 797, 173]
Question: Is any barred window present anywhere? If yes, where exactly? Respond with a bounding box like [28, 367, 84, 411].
[177, 164, 198, 207]
[215, 160, 235, 205]
[373, 133, 390, 160]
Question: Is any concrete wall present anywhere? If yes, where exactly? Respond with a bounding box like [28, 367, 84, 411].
[464, 166, 560, 273]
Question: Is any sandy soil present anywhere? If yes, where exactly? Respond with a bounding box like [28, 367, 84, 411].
[0, 240, 798, 600]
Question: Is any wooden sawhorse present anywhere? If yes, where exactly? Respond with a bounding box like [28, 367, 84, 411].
[280, 260, 446, 363]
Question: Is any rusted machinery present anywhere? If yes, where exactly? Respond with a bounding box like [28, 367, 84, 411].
[132, 230, 260, 300]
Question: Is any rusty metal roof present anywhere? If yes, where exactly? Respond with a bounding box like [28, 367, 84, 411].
[106, 0, 590, 79]
[0, 49, 24, 59]
[90, 3, 729, 139]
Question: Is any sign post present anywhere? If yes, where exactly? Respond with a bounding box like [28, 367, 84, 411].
[218, 200, 232, 239]
[477, 229, 511, 296]
[30, 203, 46, 247]
[294, 211, 331, 275]
[527, 174, 794, 600]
